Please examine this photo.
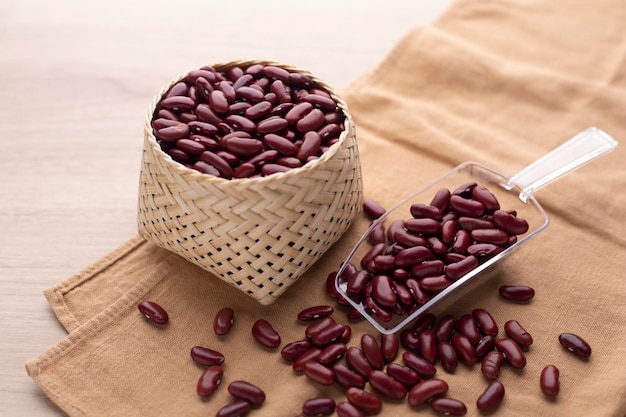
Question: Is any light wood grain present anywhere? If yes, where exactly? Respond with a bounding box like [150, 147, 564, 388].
[0, 0, 451, 415]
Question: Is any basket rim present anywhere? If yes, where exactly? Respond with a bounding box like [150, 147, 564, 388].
[144, 59, 355, 186]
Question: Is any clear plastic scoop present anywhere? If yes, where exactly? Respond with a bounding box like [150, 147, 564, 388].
[335, 127, 617, 334]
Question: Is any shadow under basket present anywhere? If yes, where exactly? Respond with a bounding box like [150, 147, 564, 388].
[137, 60, 363, 305]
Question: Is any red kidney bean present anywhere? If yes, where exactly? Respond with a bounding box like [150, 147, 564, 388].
[457, 216, 495, 231]
[303, 360, 335, 386]
[395, 246, 433, 269]
[193, 161, 220, 176]
[444, 255, 478, 280]
[199, 151, 233, 178]
[472, 185, 500, 211]
[386, 362, 421, 387]
[336, 401, 364, 417]
[333, 363, 365, 389]
[157, 108, 178, 120]
[475, 335, 496, 359]
[187, 121, 219, 137]
[481, 351, 504, 380]
[430, 188, 451, 212]
[381, 333, 399, 363]
[540, 365, 560, 397]
[190, 346, 225, 366]
[196, 365, 223, 397]
[225, 114, 256, 133]
[499, 285, 535, 301]
[311, 322, 345, 347]
[155, 123, 190, 142]
[467, 243, 503, 257]
[457, 314, 482, 345]
[400, 329, 421, 351]
[262, 65, 290, 82]
[277, 156, 302, 168]
[296, 131, 321, 161]
[404, 218, 441, 235]
[256, 117, 289, 135]
[437, 342, 458, 373]
[368, 370, 407, 400]
[227, 380, 265, 406]
[434, 315, 457, 342]
[236, 86, 265, 103]
[303, 397, 336, 416]
[360, 242, 386, 269]
[496, 338, 526, 368]
[281, 340, 312, 362]
[285, 102, 314, 125]
[440, 219, 457, 245]
[504, 320, 533, 347]
[218, 81, 236, 103]
[296, 108, 325, 133]
[160, 96, 196, 112]
[493, 209, 529, 235]
[451, 334, 476, 366]
[176, 138, 205, 155]
[232, 73, 253, 89]
[411, 312, 437, 333]
[166, 81, 189, 98]
[368, 222, 386, 246]
[213, 307, 234, 336]
[263, 133, 297, 155]
[410, 260, 444, 279]
[452, 229, 471, 253]
[247, 149, 278, 167]
[419, 329, 438, 364]
[452, 182, 477, 197]
[305, 317, 335, 339]
[360, 334, 384, 370]
[559, 333, 592, 358]
[232, 162, 255, 178]
[371, 274, 396, 308]
[410, 203, 443, 220]
[471, 308, 498, 336]
[293, 348, 322, 372]
[223, 137, 264, 159]
[137, 301, 169, 325]
[425, 236, 447, 255]
[152, 117, 180, 130]
[393, 228, 428, 248]
[403, 351, 437, 377]
[407, 278, 431, 305]
[251, 319, 281, 349]
[302, 93, 336, 111]
[229, 101, 251, 115]
[345, 387, 382, 414]
[297, 305, 334, 321]
[215, 399, 251, 417]
[318, 123, 341, 142]
[420, 275, 453, 293]
[472, 228, 509, 245]
[476, 380, 505, 412]
[407, 378, 449, 407]
[346, 347, 373, 379]
[430, 398, 467, 416]
[449, 195, 485, 218]
[244, 100, 272, 120]
[208, 90, 229, 114]
[317, 343, 347, 365]
[269, 80, 291, 103]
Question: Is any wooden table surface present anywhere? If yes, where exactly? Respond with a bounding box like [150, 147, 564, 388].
[0, 0, 452, 415]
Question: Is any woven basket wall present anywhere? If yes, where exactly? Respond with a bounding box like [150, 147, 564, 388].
[137, 60, 363, 305]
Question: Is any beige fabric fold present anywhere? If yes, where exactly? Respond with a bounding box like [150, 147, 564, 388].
[26, 0, 626, 416]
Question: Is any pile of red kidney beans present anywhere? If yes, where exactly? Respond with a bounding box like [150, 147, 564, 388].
[137, 182, 592, 416]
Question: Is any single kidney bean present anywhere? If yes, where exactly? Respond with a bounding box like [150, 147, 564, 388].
[303, 360, 335, 386]
[440, 219, 457, 245]
[346, 387, 382, 414]
[430, 398, 467, 416]
[407, 378, 449, 407]
[190, 346, 224, 367]
[404, 218, 441, 235]
[368, 222, 386, 245]
[333, 363, 365, 389]
[336, 401, 365, 417]
[233, 162, 256, 178]
[251, 319, 281, 349]
[476, 380, 505, 412]
[225, 114, 256, 133]
[444, 255, 478, 280]
[302, 93, 336, 111]
[176, 138, 205, 155]
[472, 228, 509, 245]
[360, 242, 386, 269]
[451, 334, 476, 367]
[305, 317, 335, 339]
[165, 81, 189, 98]
[394, 228, 428, 248]
[224, 137, 264, 158]
[452, 229, 471, 253]
[209, 90, 229, 114]
[236, 85, 265, 103]
[186, 69, 218, 83]
[318, 342, 347, 365]
[420, 275, 452, 293]
[362, 198, 386, 220]
[449, 195, 485, 218]
[410, 203, 443, 220]
[302, 397, 336, 416]
[196, 365, 223, 397]
[296, 108, 325, 133]
[406, 278, 431, 305]
[419, 329, 438, 364]
[293, 348, 321, 372]
[297, 131, 321, 161]
[471, 185, 500, 211]
[195, 77, 213, 102]
[402, 351, 437, 377]
[386, 363, 422, 388]
[504, 320, 533, 347]
[452, 182, 477, 197]
[262, 65, 290, 82]
[261, 162, 292, 175]
[381, 333, 399, 363]
[481, 351, 504, 380]
[496, 338, 526, 368]
[430, 188, 451, 212]
[160, 95, 196, 112]
[277, 156, 302, 168]
[155, 124, 190, 142]
[368, 255, 395, 274]
[317, 123, 341, 142]
[227, 380, 265, 406]
[400, 329, 421, 351]
[213, 307, 234, 335]
[368, 370, 407, 400]
[193, 161, 220, 176]
[281, 340, 312, 362]
[410, 260, 444, 279]
[245, 100, 272, 120]
[257, 117, 289, 135]
[346, 347, 373, 379]
[361, 334, 384, 370]
[200, 151, 233, 178]
[493, 209, 529, 235]
[246, 149, 278, 167]
[499, 285, 535, 301]
[474, 335, 496, 359]
[457, 216, 495, 231]
[364, 297, 393, 322]
[137, 301, 169, 325]
[297, 305, 334, 321]
[215, 399, 251, 417]
[437, 342, 458, 373]
[157, 108, 178, 120]
[467, 243, 503, 257]
[434, 315, 457, 343]
[540, 365, 560, 397]
[457, 314, 482, 345]
[411, 312, 437, 333]
[285, 102, 314, 125]
[372, 275, 396, 308]
[229, 101, 251, 115]
[559, 333, 592, 358]
[269, 80, 291, 103]
[395, 246, 434, 269]
[152, 117, 180, 130]
[262, 133, 297, 155]
[311, 322, 345, 347]
[472, 308, 498, 336]
[232, 73, 253, 89]
[195, 103, 222, 125]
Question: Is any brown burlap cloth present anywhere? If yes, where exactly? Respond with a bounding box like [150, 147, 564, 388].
[26, 0, 626, 416]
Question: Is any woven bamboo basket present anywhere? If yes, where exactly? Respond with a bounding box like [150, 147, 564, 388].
[137, 60, 363, 305]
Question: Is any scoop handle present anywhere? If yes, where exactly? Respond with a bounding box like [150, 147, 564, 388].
[506, 127, 618, 203]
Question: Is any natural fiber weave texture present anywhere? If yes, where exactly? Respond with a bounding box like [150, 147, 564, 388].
[137, 61, 363, 305]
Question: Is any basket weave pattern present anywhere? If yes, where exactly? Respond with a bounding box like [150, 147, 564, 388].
[137, 61, 363, 305]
